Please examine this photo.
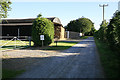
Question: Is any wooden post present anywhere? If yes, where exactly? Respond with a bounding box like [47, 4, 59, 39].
[42, 40, 43, 47]
[29, 36, 31, 47]
[14, 37, 17, 49]
[18, 28, 20, 39]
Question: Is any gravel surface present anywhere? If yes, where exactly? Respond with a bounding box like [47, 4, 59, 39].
[2, 37, 104, 78]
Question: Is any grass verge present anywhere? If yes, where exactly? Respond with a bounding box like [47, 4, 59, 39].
[94, 38, 119, 78]
[1, 40, 34, 50]
[80, 36, 88, 39]
[44, 41, 78, 50]
[79, 36, 93, 39]
[2, 69, 25, 79]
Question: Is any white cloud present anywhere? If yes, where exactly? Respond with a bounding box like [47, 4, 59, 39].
[11, 0, 119, 2]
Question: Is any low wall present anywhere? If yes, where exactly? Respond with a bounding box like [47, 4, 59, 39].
[65, 31, 80, 39]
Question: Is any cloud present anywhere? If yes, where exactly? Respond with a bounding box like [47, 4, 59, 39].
[11, 0, 119, 2]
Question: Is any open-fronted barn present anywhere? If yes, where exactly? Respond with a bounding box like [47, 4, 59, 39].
[0, 17, 65, 39]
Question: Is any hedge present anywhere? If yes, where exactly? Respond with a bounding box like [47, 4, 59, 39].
[32, 15, 54, 46]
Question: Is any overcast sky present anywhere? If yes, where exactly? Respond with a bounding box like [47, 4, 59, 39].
[7, 0, 119, 30]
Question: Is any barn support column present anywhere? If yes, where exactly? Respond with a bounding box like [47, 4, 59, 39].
[18, 28, 20, 39]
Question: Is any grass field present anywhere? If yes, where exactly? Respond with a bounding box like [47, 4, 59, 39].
[0, 40, 34, 50]
[44, 41, 79, 50]
[94, 38, 119, 78]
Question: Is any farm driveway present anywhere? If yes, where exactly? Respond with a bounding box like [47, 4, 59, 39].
[15, 37, 104, 78]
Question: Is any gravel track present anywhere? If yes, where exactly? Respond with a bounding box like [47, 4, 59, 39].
[2, 37, 104, 78]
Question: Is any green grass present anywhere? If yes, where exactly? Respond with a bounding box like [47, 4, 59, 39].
[80, 36, 89, 39]
[2, 69, 25, 79]
[94, 38, 119, 78]
[44, 41, 78, 50]
[0, 40, 34, 50]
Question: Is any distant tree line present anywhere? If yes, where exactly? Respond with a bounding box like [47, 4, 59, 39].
[65, 17, 96, 36]
[94, 11, 120, 52]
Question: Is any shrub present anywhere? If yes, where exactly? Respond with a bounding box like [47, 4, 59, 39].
[32, 14, 54, 46]
[106, 11, 120, 49]
[94, 11, 120, 51]
[98, 20, 108, 42]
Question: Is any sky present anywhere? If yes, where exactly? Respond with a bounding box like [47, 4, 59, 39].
[7, 0, 119, 30]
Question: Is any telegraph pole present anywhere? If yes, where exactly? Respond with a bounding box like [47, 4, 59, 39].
[99, 4, 108, 21]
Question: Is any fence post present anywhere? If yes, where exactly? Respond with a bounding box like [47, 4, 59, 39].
[29, 36, 31, 47]
[14, 37, 17, 49]
[67, 31, 69, 39]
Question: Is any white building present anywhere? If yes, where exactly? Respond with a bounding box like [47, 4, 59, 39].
[118, 1, 120, 11]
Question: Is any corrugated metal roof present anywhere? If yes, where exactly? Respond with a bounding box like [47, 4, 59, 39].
[1, 17, 62, 25]
[0, 23, 33, 26]
[0, 17, 62, 26]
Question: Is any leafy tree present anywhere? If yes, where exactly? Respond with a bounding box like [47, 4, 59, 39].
[32, 14, 54, 46]
[106, 21, 116, 48]
[66, 20, 77, 31]
[85, 27, 96, 36]
[0, 0, 12, 18]
[76, 18, 94, 34]
[94, 30, 99, 39]
[94, 10, 120, 51]
[113, 11, 120, 47]
[106, 11, 120, 49]
[65, 18, 94, 35]
[98, 20, 108, 41]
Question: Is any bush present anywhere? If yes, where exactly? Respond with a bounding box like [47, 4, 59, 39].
[94, 11, 120, 78]
[85, 27, 97, 36]
[106, 11, 120, 49]
[32, 14, 54, 46]
[94, 11, 120, 51]
[98, 20, 108, 42]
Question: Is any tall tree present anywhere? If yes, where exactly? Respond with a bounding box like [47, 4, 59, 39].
[65, 17, 94, 34]
[0, 0, 12, 18]
[106, 11, 120, 48]
[76, 18, 94, 33]
[98, 20, 108, 41]
[85, 27, 97, 36]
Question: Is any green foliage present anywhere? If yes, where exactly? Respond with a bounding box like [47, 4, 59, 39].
[37, 13, 42, 18]
[65, 17, 94, 34]
[94, 10, 120, 51]
[94, 11, 120, 78]
[94, 20, 108, 41]
[32, 14, 54, 46]
[0, 0, 12, 18]
[94, 38, 119, 78]
[79, 36, 89, 39]
[106, 20, 116, 48]
[98, 20, 108, 41]
[85, 27, 97, 36]
[106, 11, 120, 49]
[112, 11, 120, 47]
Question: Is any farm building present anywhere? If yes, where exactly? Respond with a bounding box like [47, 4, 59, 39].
[0, 17, 65, 39]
